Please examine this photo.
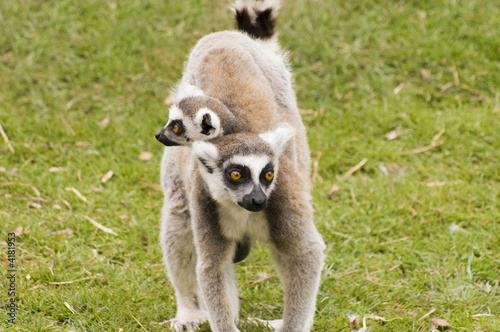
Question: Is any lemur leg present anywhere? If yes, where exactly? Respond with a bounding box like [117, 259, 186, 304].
[160, 203, 208, 331]
[191, 183, 240, 332]
[269, 234, 324, 332]
[266, 168, 325, 332]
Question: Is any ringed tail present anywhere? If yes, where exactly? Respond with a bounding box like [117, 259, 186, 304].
[232, 0, 280, 39]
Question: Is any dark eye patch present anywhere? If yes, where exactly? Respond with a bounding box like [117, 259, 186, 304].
[167, 120, 185, 136]
[259, 163, 274, 186]
[224, 165, 251, 187]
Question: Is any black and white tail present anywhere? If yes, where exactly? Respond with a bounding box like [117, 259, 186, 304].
[232, 0, 280, 40]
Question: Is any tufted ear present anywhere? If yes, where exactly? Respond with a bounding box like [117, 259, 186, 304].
[192, 141, 219, 174]
[259, 123, 295, 157]
[195, 107, 222, 137]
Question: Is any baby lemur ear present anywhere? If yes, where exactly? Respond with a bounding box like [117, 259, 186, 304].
[192, 141, 219, 174]
[259, 123, 295, 157]
[195, 107, 221, 137]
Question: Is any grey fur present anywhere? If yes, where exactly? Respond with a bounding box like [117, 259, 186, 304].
[159, 1, 324, 331]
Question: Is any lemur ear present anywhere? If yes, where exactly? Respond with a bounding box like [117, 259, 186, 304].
[259, 123, 295, 157]
[175, 82, 205, 101]
[192, 141, 219, 173]
[195, 107, 221, 137]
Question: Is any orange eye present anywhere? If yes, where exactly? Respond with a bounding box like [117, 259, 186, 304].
[265, 171, 274, 181]
[230, 171, 242, 180]
[173, 124, 180, 134]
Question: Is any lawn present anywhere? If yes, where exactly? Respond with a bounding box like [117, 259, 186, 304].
[1, 0, 499, 331]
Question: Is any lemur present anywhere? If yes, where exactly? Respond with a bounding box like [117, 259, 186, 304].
[158, 1, 325, 332]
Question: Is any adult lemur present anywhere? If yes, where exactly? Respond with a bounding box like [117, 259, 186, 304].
[158, 1, 325, 331]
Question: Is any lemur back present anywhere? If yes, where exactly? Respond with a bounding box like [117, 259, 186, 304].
[155, 0, 310, 180]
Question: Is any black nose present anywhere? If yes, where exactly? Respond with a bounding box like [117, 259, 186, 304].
[252, 197, 266, 208]
[155, 129, 180, 146]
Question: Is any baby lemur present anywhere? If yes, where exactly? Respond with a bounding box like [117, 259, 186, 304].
[158, 1, 325, 331]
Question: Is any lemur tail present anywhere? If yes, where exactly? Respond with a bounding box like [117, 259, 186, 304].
[232, 0, 280, 39]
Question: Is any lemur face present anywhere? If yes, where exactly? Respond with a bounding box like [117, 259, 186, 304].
[192, 125, 294, 212]
[155, 97, 225, 147]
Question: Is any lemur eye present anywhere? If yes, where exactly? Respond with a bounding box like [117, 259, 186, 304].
[230, 171, 242, 180]
[173, 124, 180, 134]
[265, 171, 274, 181]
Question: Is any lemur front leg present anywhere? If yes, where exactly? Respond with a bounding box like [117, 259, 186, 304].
[191, 183, 240, 332]
[269, 236, 324, 332]
[266, 171, 325, 332]
[160, 201, 208, 331]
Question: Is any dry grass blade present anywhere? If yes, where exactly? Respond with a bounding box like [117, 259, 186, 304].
[50, 275, 99, 285]
[0, 182, 41, 197]
[49, 167, 65, 172]
[378, 236, 410, 246]
[418, 308, 437, 321]
[312, 152, 323, 183]
[141, 182, 163, 192]
[393, 82, 405, 94]
[65, 187, 88, 203]
[0, 123, 14, 153]
[339, 158, 368, 180]
[432, 128, 446, 143]
[64, 302, 77, 314]
[130, 313, 148, 332]
[101, 170, 114, 183]
[84, 216, 118, 236]
[59, 114, 76, 136]
[4, 193, 53, 202]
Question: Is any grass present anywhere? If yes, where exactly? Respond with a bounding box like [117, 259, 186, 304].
[0, 0, 499, 331]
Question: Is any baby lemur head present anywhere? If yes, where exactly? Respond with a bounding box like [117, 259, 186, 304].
[192, 124, 295, 212]
[155, 96, 236, 146]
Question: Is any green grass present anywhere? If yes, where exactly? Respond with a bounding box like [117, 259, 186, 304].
[1, 0, 499, 331]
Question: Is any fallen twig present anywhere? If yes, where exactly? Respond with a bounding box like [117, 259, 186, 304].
[0, 123, 14, 153]
[400, 129, 445, 155]
[84, 216, 118, 236]
[400, 142, 442, 156]
[246, 275, 276, 285]
[339, 158, 368, 180]
[432, 128, 446, 143]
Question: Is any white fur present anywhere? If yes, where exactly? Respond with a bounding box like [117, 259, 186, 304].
[175, 81, 205, 101]
[168, 104, 183, 121]
[191, 141, 228, 201]
[192, 141, 218, 167]
[217, 200, 270, 243]
[226, 154, 274, 190]
[194, 107, 223, 137]
[232, 0, 281, 18]
[259, 124, 295, 157]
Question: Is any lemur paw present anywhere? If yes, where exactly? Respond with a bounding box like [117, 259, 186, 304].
[170, 309, 208, 332]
